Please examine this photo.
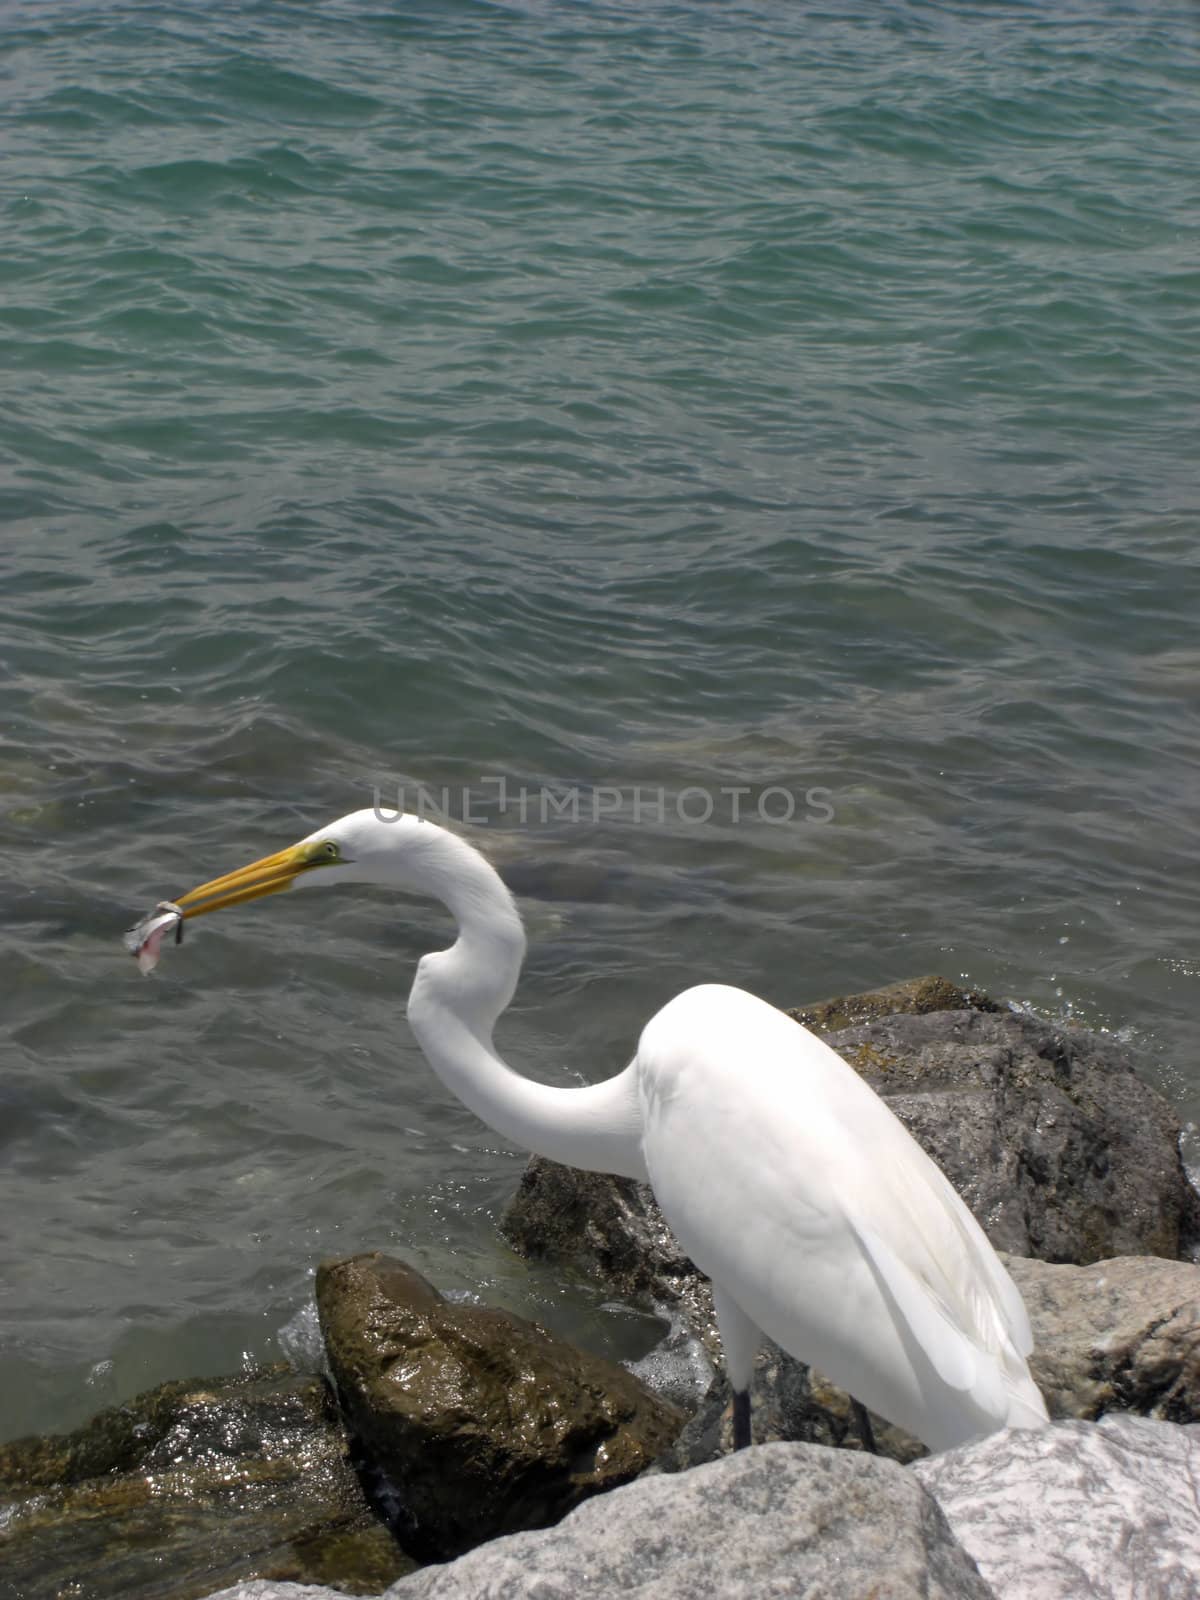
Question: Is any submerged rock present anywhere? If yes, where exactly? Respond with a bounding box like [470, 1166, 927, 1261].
[501, 1162, 719, 1348]
[1004, 1253, 1200, 1423]
[913, 1416, 1200, 1600]
[315, 1253, 684, 1562]
[0, 1365, 412, 1600]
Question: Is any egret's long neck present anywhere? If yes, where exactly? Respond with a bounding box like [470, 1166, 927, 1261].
[404, 829, 647, 1181]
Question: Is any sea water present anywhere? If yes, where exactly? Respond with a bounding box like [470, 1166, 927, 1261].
[2, 0, 1198, 1441]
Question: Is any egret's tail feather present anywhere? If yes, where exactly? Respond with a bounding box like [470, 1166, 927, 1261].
[1005, 1372, 1050, 1430]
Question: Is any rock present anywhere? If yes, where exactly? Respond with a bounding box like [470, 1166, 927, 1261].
[787, 974, 999, 1034]
[202, 1587, 351, 1600]
[501, 1161, 721, 1349]
[202, 1586, 351, 1600]
[1004, 1253, 1200, 1423]
[833, 1007, 1200, 1263]
[0, 1365, 413, 1600]
[913, 1416, 1200, 1600]
[315, 1254, 684, 1562]
[649, 1341, 924, 1471]
[198, 1420, 1200, 1600]
[381, 1442, 995, 1600]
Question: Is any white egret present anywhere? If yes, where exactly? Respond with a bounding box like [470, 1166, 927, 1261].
[163, 808, 1048, 1453]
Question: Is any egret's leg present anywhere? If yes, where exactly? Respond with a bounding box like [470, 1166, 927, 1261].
[732, 1387, 752, 1450]
[851, 1398, 878, 1454]
[712, 1283, 761, 1452]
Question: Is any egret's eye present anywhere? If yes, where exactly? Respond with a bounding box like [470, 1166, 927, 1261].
[322, 841, 340, 860]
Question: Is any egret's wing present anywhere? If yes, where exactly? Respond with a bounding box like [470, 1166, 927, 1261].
[849, 1134, 1034, 1368]
[638, 984, 1034, 1382]
[848, 1216, 979, 1391]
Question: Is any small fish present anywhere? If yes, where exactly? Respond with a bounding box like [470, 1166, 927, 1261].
[124, 901, 184, 976]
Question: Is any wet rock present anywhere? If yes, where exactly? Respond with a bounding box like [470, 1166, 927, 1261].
[382, 1442, 994, 1600]
[913, 1416, 1200, 1600]
[1004, 1253, 1200, 1423]
[315, 1254, 684, 1562]
[501, 1161, 720, 1349]
[0, 1365, 413, 1600]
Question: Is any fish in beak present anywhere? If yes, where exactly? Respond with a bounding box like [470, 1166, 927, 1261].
[125, 837, 340, 974]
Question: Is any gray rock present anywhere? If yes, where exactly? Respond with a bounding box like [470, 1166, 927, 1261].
[0, 1366, 412, 1600]
[1004, 1253, 1200, 1423]
[649, 1338, 924, 1471]
[914, 1416, 1200, 1600]
[316, 1254, 684, 1561]
[836, 1007, 1200, 1263]
[202, 1586, 351, 1600]
[384, 1442, 995, 1600]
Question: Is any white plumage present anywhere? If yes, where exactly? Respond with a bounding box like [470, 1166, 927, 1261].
[637, 984, 1047, 1449]
[172, 808, 1049, 1452]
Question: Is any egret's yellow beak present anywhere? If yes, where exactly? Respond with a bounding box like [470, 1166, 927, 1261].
[175, 840, 332, 919]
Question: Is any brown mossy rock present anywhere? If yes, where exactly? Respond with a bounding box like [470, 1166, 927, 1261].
[1003, 1254, 1200, 1424]
[787, 975, 999, 1035]
[0, 1365, 413, 1600]
[315, 1253, 685, 1562]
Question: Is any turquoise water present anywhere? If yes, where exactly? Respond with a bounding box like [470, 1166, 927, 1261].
[2, 0, 1199, 1442]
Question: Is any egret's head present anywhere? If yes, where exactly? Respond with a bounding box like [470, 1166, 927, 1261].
[173, 809, 438, 920]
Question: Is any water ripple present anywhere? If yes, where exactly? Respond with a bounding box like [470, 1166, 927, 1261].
[2, 0, 1199, 1440]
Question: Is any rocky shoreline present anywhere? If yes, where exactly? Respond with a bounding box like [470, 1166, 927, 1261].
[3, 979, 1199, 1599]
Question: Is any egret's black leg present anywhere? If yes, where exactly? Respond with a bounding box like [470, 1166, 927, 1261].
[732, 1388, 752, 1450]
[851, 1398, 878, 1455]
